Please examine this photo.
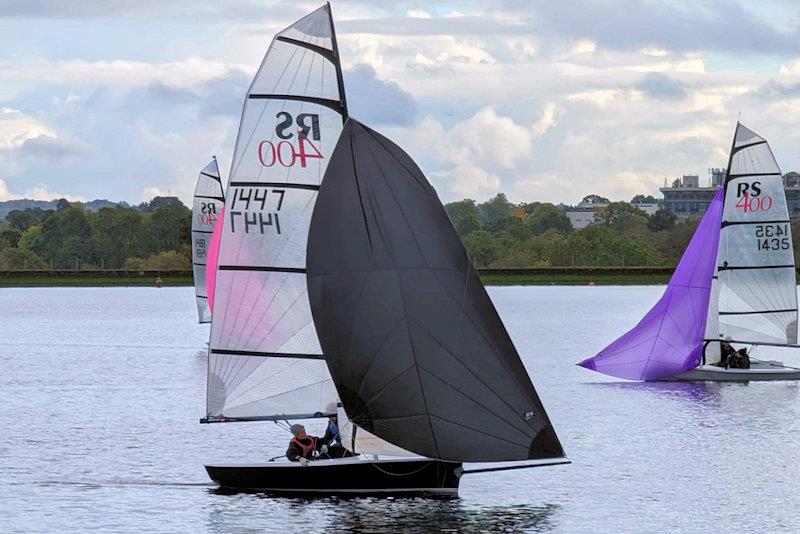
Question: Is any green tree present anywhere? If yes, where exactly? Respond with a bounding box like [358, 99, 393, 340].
[527, 203, 572, 234]
[142, 203, 191, 255]
[461, 230, 501, 268]
[36, 205, 93, 268]
[6, 207, 49, 231]
[478, 193, 513, 224]
[0, 228, 21, 251]
[0, 247, 48, 270]
[93, 207, 145, 268]
[631, 194, 659, 204]
[595, 202, 649, 234]
[580, 194, 609, 205]
[445, 199, 482, 237]
[648, 208, 677, 232]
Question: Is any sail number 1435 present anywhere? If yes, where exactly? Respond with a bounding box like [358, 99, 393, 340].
[755, 224, 790, 251]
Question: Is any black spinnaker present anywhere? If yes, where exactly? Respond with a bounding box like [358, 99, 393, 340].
[306, 119, 564, 462]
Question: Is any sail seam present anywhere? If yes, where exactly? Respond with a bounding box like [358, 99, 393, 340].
[200, 171, 221, 181]
[195, 195, 225, 201]
[731, 140, 766, 154]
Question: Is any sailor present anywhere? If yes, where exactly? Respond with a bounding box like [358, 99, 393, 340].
[323, 402, 342, 447]
[286, 424, 327, 465]
[728, 348, 751, 369]
[716, 337, 737, 368]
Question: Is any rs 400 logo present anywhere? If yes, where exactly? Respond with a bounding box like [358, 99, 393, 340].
[258, 112, 323, 168]
[735, 181, 773, 213]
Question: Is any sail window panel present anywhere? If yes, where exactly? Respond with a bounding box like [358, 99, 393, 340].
[278, 6, 334, 49]
[719, 311, 797, 345]
[730, 143, 780, 176]
[221, 187, 317, 270]
[207, 353, 336, 418]
[250, 40, 339, 101]
[230, 101, 343, 187]
[722, 178, 788, 224]
[720, 219, 794, 267]
[718, 268, 797, 316]
[210, 270, 322, 355]
[733, 124, 765, 148]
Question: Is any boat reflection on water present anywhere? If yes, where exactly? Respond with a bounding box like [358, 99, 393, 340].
[205, 495, 559, 533]
[591, 380, 719, 404]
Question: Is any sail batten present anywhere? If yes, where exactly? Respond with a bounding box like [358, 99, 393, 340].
[206, 3, 345, 421]
[192, 157, 226, 324]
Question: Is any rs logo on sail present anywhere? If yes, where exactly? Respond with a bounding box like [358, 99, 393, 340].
[735, 181, 773, 213]
[258, 112, 323, 168]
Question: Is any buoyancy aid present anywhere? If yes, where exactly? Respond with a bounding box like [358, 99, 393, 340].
[291, 436, 316, 458]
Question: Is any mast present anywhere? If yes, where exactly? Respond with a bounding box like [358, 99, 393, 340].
[327, 2, 348, 123]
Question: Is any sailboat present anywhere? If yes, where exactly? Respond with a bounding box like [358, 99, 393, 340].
[191, 156, 225, 323]
[579, 123, 800, 381]
[201, 3, 568, 496]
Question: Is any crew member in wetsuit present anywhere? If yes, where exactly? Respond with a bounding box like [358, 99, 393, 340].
[286, 424, 327, 465]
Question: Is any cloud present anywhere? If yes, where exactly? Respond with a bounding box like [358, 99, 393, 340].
[18, 134, 93, 163]
[345, 64, 418, 126]
[140, 186, 177, 202]
[0, 107, 54, 150]
[635, 72, 689, 100]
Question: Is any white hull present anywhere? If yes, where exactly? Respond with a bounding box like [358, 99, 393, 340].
[667, 361, 800, 382]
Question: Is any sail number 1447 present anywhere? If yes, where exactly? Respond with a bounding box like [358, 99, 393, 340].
[755, 224, 790, 251]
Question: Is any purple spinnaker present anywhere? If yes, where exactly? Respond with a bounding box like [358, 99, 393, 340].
[579, 187, 724, 380]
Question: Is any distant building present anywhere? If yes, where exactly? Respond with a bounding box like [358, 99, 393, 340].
[566, 211, 597, 229]
[658, 168, 800, 218]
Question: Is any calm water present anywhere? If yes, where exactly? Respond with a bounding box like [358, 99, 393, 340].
[2, 286, 800, 533]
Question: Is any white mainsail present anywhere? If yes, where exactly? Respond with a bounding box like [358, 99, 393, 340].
[715, 123, 798, 345]
[205, 4, 344, 421]
[192, 157, 225, 324]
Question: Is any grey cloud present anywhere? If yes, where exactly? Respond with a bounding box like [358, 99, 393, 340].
[17, 134, 93, 162]
[635, 73, 688, 100]
[524, 0, 800, 55]
[344, 64, 418, 126]
[748, 79, 800, 99]
[0, 0, 287, 19]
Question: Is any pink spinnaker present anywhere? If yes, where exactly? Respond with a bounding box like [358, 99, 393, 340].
[206, 208, 223, 312]
[579, 188, 724, 380]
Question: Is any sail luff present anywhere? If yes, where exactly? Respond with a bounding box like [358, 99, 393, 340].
[206, 4, 346, 422]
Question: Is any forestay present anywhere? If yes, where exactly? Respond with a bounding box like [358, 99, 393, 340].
[307, 120, 565, 462]
[717, 123, 798, 345]
[205, 4, 345, 422]
[192, 157, 225, 324]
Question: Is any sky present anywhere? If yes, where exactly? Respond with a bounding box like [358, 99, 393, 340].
[1, 0, 800, 206]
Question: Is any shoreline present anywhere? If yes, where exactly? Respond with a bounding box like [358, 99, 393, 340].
[0, 268, 677, 287]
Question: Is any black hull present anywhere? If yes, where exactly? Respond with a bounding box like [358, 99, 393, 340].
[206, 458, 462, 497]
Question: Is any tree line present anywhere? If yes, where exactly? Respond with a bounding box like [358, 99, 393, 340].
[4, 192, 799, 272]
[445, 193, 800, 269]
[0, 197, 191, 270]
